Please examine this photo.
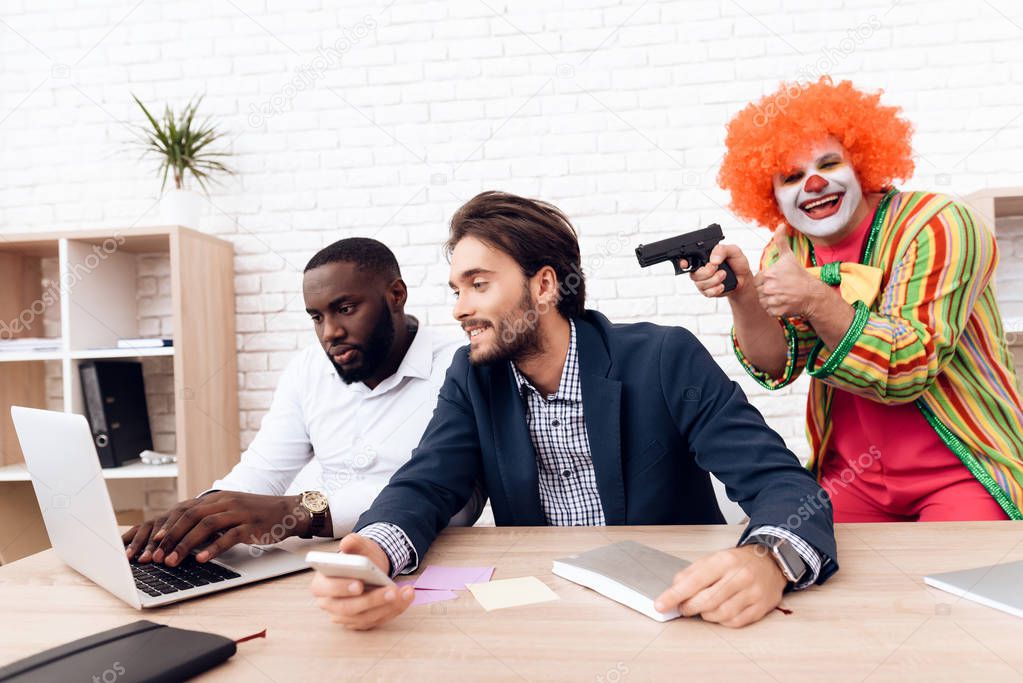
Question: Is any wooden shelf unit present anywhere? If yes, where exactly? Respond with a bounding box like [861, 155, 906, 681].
[966, 187, 1023, 227]
[0, 225, 239, 562]
[965, 188, 1023, 374]
[0, 460, 178, 482]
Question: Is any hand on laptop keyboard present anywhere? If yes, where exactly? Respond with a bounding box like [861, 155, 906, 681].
[123, 491, 320, 567]
[131, 555, 241, 596]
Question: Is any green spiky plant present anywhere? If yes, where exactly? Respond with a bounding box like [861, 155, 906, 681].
[132, 94, 234, 193]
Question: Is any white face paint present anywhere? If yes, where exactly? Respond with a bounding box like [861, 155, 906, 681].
[772, 141, 863, 239]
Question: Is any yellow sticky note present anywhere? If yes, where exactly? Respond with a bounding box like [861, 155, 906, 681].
[466, 576, 560, 611]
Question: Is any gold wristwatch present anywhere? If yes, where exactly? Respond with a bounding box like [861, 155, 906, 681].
[298, 491, 329, 538]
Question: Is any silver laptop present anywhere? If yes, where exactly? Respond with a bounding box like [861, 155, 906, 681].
[11, 406, 309, 609]
[925, 560, 1023, 619]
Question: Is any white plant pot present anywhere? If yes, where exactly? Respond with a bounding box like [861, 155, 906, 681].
[160, 189, 203, 228]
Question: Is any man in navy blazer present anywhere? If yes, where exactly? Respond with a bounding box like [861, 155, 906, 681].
[311, 191, 837, 630]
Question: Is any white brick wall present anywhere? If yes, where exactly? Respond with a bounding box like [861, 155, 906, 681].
[3, 0, 1023, 462]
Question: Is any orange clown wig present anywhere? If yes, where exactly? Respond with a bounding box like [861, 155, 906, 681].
[718, 77, 915, 229]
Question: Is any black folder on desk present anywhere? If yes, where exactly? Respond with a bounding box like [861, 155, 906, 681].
[0, 620, 236, 682]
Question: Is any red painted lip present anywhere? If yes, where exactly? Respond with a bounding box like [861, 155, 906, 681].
[799, 192, 844, 220]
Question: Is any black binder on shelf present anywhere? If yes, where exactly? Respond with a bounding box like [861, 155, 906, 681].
[78, 360, 154, 468]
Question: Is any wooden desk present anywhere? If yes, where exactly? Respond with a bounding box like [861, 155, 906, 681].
[1, 523, 1021, 682]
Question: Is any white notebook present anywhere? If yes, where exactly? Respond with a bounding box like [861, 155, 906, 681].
[924, 560, 1023, 619]
[0, 337, 61, 352]
[552, 540, 691, 622]
[116, 338, 173, 349]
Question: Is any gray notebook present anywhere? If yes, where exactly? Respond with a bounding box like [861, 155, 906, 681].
[552, 540, 691, 622]
[924, 560, 1023, 619]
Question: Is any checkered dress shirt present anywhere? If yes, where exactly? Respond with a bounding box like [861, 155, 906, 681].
[361, 320, 822, 588]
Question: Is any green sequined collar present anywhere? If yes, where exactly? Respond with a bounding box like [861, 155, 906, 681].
[808, 188, 898, 268]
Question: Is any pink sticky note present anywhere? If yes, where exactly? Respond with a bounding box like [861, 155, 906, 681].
[414, 565, 495, 591]
[395, 578, 459, 607]
[411, 589, 458, 607]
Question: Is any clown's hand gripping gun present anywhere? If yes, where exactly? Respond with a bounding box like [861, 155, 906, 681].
[635, 224, 738, 293]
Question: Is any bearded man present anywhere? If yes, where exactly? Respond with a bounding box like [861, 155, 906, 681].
[123, 238, 481, 567]
[686, 77, 1023, 522]
[310, 190, 838, 630]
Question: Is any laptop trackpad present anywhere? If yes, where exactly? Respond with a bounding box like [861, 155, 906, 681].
[211, 544, 310, 578]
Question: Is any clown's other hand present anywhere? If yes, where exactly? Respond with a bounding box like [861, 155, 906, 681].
[680, 243, 753, 298]
[754, 226, 828, 318]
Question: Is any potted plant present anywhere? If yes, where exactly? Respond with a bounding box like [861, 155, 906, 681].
[133, 94, 234, 228]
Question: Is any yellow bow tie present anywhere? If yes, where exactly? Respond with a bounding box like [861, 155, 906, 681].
[807, 261, 884, 307]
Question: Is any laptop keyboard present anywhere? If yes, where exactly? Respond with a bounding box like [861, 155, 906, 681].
[131, 556, 241, 597]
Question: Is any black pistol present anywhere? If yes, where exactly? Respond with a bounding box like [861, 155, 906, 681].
[635, 224, 738, 293]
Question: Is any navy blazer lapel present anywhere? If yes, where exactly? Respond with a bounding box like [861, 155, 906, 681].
[575, 317, 627, 525]
[488, 363, 547, 525]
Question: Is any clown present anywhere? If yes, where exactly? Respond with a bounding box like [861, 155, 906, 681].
[687, 77, 1023, 522]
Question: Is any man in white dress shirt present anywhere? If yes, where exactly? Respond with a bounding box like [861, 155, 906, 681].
[122, 237, 476, 567]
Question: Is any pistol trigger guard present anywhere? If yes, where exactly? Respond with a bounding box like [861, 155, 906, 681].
[671, 259, 686, 276]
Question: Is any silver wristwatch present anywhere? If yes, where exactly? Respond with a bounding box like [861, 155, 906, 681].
[748, 534, 807, 584]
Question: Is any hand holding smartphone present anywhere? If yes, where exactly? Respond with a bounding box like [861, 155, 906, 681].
[305, 550, 395, 587]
